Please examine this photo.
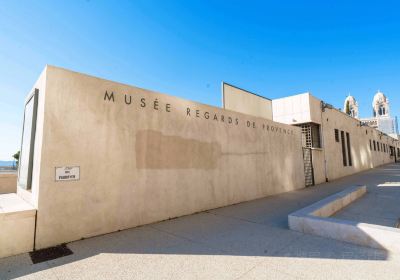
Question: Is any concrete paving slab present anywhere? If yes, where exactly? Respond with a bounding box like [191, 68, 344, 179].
[66, 225, 187, 256]
[0, 260, 57, 280]
[273, 233, 388, 260]
[333, 181, 400, 228]
[40, 241, 262, 280]
[237, 261, 300, 280]
[240, 254, 400, 280]
[152, 212, 304, 256]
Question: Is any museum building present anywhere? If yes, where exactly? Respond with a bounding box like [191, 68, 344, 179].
[0, 65, 399, 258]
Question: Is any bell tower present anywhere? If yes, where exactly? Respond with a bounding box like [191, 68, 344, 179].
[343, 94, 359, 119]
[373, 90, 389, 117]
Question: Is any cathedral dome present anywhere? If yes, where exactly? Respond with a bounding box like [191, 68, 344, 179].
[373, 91, 387, 106]
[344, 95, 357, 105]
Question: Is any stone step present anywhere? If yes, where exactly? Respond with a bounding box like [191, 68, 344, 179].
[0, 193, 36, 258]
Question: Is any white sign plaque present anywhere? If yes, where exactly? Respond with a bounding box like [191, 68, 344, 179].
[55, 166, 80, 181]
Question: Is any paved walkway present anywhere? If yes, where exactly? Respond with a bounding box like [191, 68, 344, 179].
[333, 175, 400, 227]
[1, 164, 400, 280]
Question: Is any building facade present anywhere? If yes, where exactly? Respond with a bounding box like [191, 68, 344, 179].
[1, 66, 399, 258]
[272, 93, 399, 184]
[350, 91, 400, 137]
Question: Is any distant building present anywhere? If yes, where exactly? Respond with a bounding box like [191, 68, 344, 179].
[272, 92, 400, 186]
[359, 91, 399, 137]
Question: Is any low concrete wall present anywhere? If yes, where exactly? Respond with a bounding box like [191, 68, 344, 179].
[0, 174, 17, 194]
[289, 186, 400, 253]
[0, 194, 36, 258]
[289, 186, 366, 219]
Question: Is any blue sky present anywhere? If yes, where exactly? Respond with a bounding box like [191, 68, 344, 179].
[1, 0, 400, 160]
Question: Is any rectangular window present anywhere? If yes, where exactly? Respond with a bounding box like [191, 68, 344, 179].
[384, 144, 386, 153]
[373, 141, 376, 151]
[341, 131, 347, 166]
[334, 129, 339, 142]
[18, 89, 39, 190]
[370, 140, 372, 150]
[311, 124, 321, 148]
[296, 123, 321, 148]
[377, 142, 380, 151]
[346, 132, 352, 166]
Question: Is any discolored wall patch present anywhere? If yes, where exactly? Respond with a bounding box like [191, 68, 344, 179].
[136, 130, 221, 169]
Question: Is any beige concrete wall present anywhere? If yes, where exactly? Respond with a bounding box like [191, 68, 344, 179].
[311, 149, 326, 185]
[222, 83, 272, 120]
[272, 93, 322, 125]
[31, 66, 305, 249]
[321, 107, 396, 181]
[273, 93, 398, 183]
[309, 95, 323, 124]
[0, 174, 17, 194]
